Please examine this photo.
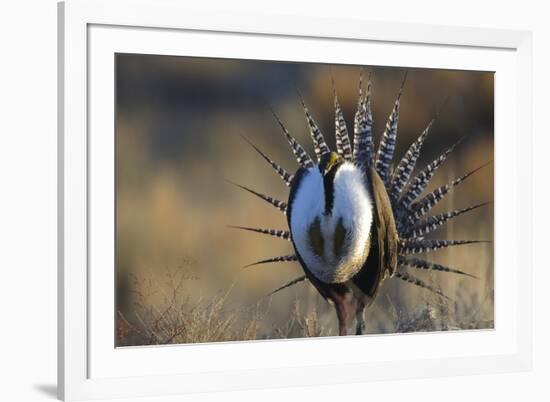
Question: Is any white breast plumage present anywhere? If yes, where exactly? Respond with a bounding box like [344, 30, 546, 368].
[289, 162, 373, 283]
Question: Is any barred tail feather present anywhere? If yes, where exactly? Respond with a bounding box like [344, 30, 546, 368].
[243, 255, 298, 268]
[399, 256, 478, 279]
[270, 109, 314, 169]
[394, 271, 450, 300]
[268, 275, 308, 296]
[375, 72, 407, 186]
[399, 137, 464, 209]
[298, 93, 331, 160]
[353, 71, 374, 168]
[389, 120, 433, 201]
[403, 202, 490, 239]
[227, 225, 291, 241]
[227, 180, 288, 214]
[408, 162, 492, 222]
[399, 239, 490, 255]
[332, 79, 353, 161]
[241, 136, 294, 186]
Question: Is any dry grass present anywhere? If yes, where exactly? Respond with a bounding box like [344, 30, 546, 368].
[117, 264, 492, 347]
[388, 293, 494, 333]
[117, 266, 341, 346]
[117, 268, 264, 346]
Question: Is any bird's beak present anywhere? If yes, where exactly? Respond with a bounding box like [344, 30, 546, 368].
[322, 152, 340, 176]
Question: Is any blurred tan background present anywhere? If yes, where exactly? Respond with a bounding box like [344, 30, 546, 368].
[115, 54, 494, 346]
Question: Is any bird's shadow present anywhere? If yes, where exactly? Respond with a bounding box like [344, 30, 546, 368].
[34, 384, 57, 399]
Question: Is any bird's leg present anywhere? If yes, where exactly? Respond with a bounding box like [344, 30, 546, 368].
[355, 301, 366, 335]
[334, 297, 355, 336]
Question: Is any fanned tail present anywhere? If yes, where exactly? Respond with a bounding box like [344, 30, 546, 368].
[237, 69, 492, 314]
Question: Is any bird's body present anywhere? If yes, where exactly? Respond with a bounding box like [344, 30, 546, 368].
[231, 71, 489, 336]
[288, 159, 398, 334]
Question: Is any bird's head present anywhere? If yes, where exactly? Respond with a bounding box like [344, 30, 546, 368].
[289, 152, 373, 283]
[318, 151, 341, 176]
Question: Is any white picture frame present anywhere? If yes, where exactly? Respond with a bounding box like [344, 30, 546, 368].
[58, 0, 533, 400]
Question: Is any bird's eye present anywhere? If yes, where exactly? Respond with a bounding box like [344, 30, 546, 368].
[308, 218, 324, 257]
[333, 218, 347, 258]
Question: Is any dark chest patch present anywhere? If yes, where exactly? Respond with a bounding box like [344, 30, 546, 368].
[322, 161, 344, 215]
